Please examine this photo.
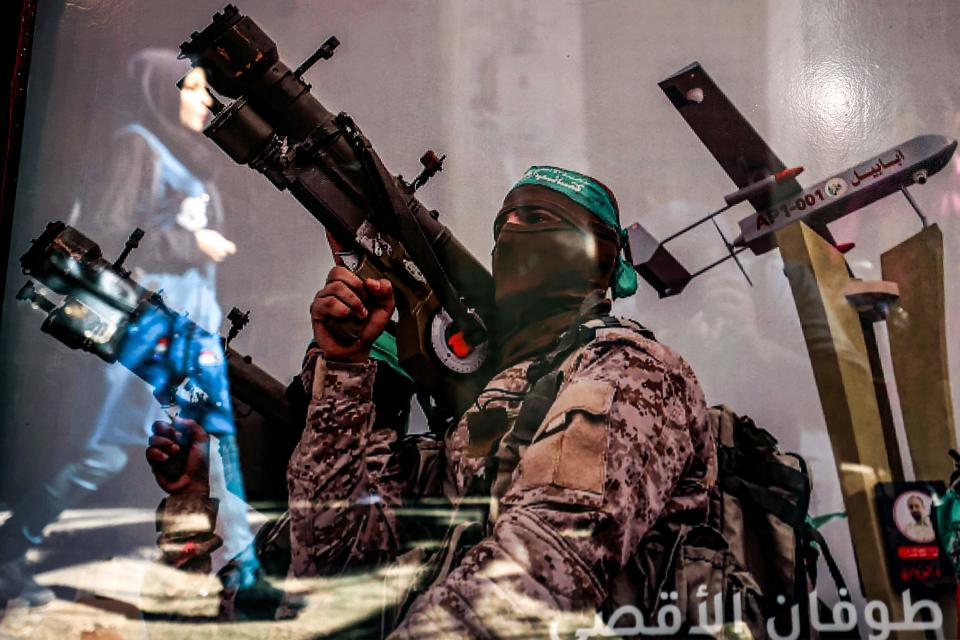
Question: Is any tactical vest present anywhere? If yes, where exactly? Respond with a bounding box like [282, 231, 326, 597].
[263, 315, 850, 637]
[382, 314, 655, 630]
[406, 315, 850, 639]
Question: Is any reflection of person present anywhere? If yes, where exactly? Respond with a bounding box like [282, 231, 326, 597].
[0, 49, 266, 610]
[902, 494, 935, 543]
[148, 166, 717, 635]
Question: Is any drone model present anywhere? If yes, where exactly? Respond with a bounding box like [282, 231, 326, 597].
[627, 62, 957, 298]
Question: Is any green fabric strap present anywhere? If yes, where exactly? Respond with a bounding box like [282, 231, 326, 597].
[369, 332, 413, 382]
[808, 511, 846, 530]
[933, 488, 960, 573]
[513, 165, 638, 299]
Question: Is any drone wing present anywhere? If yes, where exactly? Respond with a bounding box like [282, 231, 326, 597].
[659, 62, 803, 211]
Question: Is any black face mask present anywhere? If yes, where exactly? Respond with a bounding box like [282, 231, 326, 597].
[491, 186, 618, 366]
[493, 223, 602, 319]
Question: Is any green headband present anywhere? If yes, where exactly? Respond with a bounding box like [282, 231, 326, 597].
[513, 166, 638, 298]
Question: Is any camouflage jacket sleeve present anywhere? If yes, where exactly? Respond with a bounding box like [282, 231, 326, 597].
[287, 350, 412, 577]
[391, 334, 716, 638]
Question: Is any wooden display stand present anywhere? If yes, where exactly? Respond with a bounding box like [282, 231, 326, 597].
[777, 221, 957, 636]
[882, 225, 957, 483]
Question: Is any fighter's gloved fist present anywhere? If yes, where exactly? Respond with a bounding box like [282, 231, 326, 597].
[145, 418, 210, 495]
[311, 266, 395, 363]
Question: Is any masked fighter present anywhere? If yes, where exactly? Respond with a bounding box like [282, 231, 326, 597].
[148, 166, 716, 635]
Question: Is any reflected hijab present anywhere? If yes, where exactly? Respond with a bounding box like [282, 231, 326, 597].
[126, 48, 215, 181]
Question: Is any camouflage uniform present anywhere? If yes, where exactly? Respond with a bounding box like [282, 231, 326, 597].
[286, 325, 716, 637]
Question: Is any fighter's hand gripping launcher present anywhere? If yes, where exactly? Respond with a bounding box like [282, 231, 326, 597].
[179, 5, 496, 423]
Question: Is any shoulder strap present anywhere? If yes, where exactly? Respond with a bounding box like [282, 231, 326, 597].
[518, 312, 655, 441]
[466, 310, 654, 500]
[526, 313, 655, 385]
[721, 469, 851, 600]
[116, 124, 183, 174]
[115, 123, 206, 197]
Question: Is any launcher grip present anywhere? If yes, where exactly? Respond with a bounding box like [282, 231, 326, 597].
[322, 253, 389, 345]
[323, 316, 364, 345]
[153, 417, 194, 482]
[155, 444, 191, 482]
